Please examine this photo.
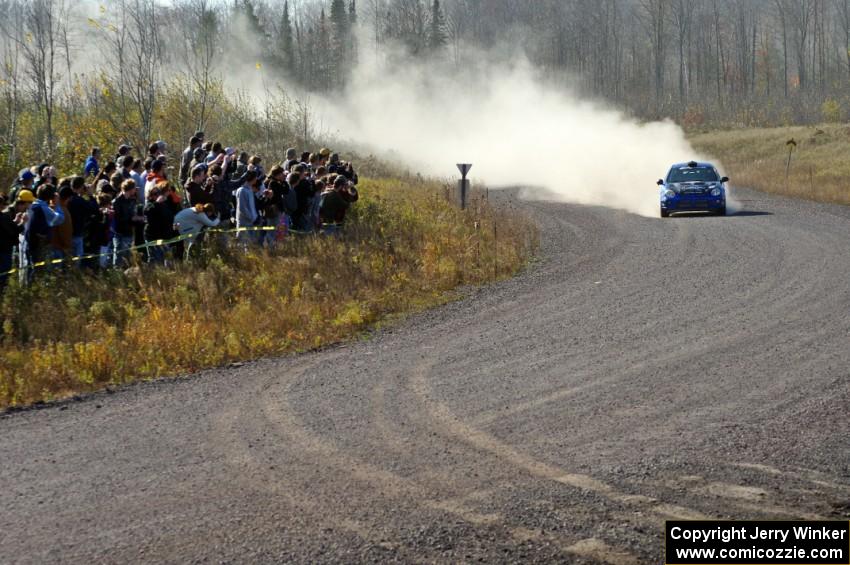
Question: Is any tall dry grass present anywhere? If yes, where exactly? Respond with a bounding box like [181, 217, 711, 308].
[0, 177, 538, 409]
[690, 124, 850, 205]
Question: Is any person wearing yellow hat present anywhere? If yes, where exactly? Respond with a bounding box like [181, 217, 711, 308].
[15, 189, 35, 204]
[0, 190, 33, 289]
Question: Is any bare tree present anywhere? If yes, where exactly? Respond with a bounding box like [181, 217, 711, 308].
[787, 0, 815, 91]
[97, 0, 163, 148]
[2, 0, 67, 159]
[172, 0, 222, 132]
[443, 0, 468, 66]
[731, 0, 758, 97]
[638, 0, 667, 113]
[0, 0, 24, 165]
[126, 0, 163, 146]
[838, 0, 850, 80]
[670, 0, 694, 104]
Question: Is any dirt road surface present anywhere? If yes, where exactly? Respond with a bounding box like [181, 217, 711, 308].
[2, 189, 849, 563]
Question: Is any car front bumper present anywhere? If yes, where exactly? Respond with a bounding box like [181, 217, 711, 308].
[661, 193, 725, 212]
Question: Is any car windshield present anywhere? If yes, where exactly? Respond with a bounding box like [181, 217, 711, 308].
[667, 167, 719, 183]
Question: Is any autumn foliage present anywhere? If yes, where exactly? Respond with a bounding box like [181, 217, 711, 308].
[0, 177, 537, 408]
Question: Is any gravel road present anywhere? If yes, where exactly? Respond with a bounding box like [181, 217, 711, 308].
[2, 188, 849, 564]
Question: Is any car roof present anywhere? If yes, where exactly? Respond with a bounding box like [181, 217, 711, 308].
[669, 161, 716, 169]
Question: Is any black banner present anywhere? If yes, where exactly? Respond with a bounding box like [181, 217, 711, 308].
[665, 520, 850, 564]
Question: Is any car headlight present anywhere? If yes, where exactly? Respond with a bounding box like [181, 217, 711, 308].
[710, 187, 722, 196]
[664, 189, 676, 198]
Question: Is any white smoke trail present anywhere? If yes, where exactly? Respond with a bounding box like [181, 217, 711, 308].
[325, 56, 714, 218]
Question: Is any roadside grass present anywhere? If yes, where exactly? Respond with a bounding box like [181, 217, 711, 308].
[690, 124, 850, 205]
[0, 177, 538, 409]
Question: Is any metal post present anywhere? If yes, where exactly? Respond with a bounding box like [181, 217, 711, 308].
[456, 164, 472, 210]
[458, 177, 469, 209]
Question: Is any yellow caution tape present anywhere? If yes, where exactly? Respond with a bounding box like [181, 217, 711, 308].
[1, 223, 344, 277]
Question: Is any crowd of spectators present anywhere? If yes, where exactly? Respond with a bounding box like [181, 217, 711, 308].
[0, 133, 360, 290]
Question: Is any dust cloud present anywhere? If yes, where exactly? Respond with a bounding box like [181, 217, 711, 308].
[325, 56, 713, 218]
[74, 3, 712, 218]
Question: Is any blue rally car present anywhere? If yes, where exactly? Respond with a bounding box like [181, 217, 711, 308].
[658, 161, 728, 217]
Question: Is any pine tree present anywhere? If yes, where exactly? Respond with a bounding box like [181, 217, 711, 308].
[317, 8, 332, 91]
[330, 0, 349, 35]
[233, 0, 269, 65]
[348, 0, 357, 27]
[348, 0, 359, 66]
[237, 0, 264, 37]
[329, 0, 349, 88]
[429, 0, 448, 52]
[278, 0, 296, 75]
[302, 25, 315, 89]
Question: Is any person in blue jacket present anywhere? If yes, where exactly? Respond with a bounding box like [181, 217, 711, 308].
[83, 147, 101, 178]
[235, 170, 259, 245]
[23, 184, 65, 278]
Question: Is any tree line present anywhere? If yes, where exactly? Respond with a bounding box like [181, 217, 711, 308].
[0, 0, 848, 176]
[374, 0, 850, 127]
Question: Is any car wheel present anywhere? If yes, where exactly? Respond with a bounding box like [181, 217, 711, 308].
[660, 208, 669, 218]
[716, 206, 726, 216]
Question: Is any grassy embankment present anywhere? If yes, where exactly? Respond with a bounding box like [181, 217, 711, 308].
[690, 124, 850, 205]
[0, 177, 538, 409]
